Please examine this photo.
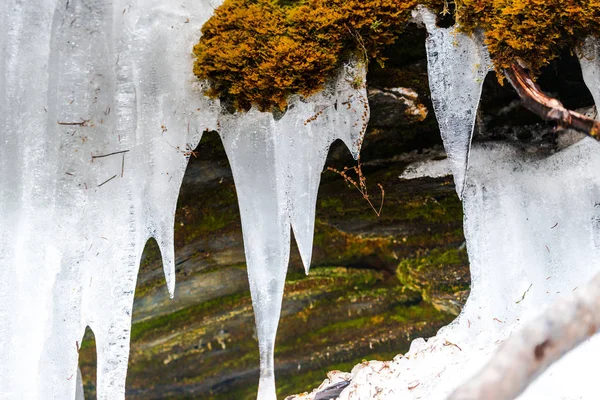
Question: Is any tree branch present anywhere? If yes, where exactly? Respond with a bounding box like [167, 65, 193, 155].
[448, 271, 600, 400]
[504, 63, 600, 138]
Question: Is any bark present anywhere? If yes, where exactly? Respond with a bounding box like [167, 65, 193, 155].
[504, 63, 600, 138]
[448, 272, 600, 400]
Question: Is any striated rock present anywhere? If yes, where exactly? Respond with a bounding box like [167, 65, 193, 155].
[367, 87, 428, 128]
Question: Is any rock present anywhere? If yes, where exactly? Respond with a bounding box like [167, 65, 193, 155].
[367, 87, 428, 128]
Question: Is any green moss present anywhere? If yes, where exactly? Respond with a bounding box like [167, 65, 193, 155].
[318, 184, 462, 224]
[130, 291, 251, 342]
[397, 247, 470, 306]
[174, 179, 239, 245]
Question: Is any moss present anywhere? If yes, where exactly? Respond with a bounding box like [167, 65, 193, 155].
[317, 176, 462, 225]
[457, 0, 600, 77]
[397, 247, 470, 314]
[174, 178, 239, 246]
[195, 0, 599, 110]
[193, 0, 444, 111]
[130, 291, 251, 342]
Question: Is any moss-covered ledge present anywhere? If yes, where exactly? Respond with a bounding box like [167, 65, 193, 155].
[194, 0, 599, 111]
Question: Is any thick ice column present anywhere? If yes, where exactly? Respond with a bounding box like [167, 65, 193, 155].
[0, 0, 63, 396]
[219, 112, 289, 400]
[337, 139, 600, 400]
[218, 61, 368, 399]
[414, 7, 492, 198]
[0, 0, 220, 398]
[578, 36, 600, 112]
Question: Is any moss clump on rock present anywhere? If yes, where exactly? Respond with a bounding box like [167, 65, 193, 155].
[458, 0, 600, 76]
[193, 0, 442, 111]
[194, 0, 599, 111]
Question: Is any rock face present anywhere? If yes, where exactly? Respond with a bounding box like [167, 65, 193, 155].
[78, 24, 594, 400]
[78, 129, 465, 399]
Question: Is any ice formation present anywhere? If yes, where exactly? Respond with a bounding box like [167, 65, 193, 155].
[218, 61, 368, 400]
[4, 0, 600, 398]
[305, 29, 600, 400]
[305, 139, 599, 400]
[578, 36, 600, 112]
[414, 6, 492, 198]
[1, 0, 367, 396]
[0, 0, 220, 398]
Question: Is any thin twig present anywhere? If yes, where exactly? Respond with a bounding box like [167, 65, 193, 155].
[516, 284, 533, 304]
[98, 175, 116, 187]
[327, 156, 384, 217]
[121, 153, 125, 177]
[57, 119, 90, 126]
[91, 150, 129, 160]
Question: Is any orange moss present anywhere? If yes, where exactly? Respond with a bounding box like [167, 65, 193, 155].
[193, 0, 443, 111]
[194, 0, 600, 111]
[458, 0, 600, 77]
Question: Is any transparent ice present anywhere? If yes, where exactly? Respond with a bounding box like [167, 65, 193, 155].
[0, 0, 220, 398]
[578, 36, 600, 112]
[413, 6, 492, 198]
[218, 61, 368, 400]
[344, 138, 600, 400]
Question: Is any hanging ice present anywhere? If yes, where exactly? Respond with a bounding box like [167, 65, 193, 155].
[0, 0, 220, 398]
[328, 139, 600, 400]
[413, 6, 492, 198]
[218, 61, 368, 400]
[578, 36, 600, 112]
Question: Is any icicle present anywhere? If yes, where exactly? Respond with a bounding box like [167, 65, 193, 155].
[413, 6, 492, 198]
[76, 367, 84, 400]
[0, 0, 219, 398]
[327, 140, 600, 399]
[578, 36, 600, 113]
[218, 60, 368, 399]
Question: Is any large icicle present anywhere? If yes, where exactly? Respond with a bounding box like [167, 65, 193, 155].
[318, 139, 600, 400]
[218, 61, 368, 400]
[578, 36, 600, 112]
[414, 7, 492, 198]
[0, 0, 220, 398]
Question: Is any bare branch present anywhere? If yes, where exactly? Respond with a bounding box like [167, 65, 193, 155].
[504, 63, 600, 138]
[448, 272, 600, 400]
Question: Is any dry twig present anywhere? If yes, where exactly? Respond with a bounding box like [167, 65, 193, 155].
[504, 63, 600, 138]
[327, 157, 384, 217]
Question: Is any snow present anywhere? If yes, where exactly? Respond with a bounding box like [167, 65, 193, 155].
[218, 60, 368, 400]
[0, 0, 220, 398]
[578, 36, 600, 113]
[413, 6, 492, 198]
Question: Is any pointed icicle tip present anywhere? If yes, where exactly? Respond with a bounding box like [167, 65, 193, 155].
[155, 236, 177, 299]
[164, 261, 176, 299]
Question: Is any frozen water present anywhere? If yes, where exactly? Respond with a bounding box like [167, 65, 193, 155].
[332, 139, 600, 400]
[2, 0, 364, 397]
[76, 368, 84, 400]
[578, 36, 600, 113]
[0, 0, 220, 398]
[218, 60, 368, 400]
[413, 7, 492, 198]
